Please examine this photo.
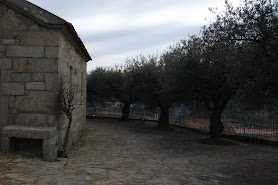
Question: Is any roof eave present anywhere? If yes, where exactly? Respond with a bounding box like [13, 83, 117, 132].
[1, 0, 92, 62]
[65, 22, 92, 62]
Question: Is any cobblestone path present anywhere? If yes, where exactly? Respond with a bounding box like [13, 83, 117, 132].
[0, 117, 278, 184]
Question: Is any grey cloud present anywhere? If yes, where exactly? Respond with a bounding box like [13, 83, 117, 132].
[30, 0, 224, 21]
[88, 24, 201, 58]
[27, 0, 231, 70]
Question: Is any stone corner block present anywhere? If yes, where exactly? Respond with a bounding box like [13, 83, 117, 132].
[16, 91, 58, 112]
[28, 59, 58, 73]
[26, 82, 45, 90]
[1, 137, 10, 153]
[7, 46, 44, 58]
[20, 31, 60, 46]
[13, 58, 28, 72]
[45, 47, 59, 59]
[2, 9, 27, 31]
[1, 39, 16, 45]
[43, 134, 58, 161]
[32, 73, 45, 81]
[12, 73, 32, 82]
[0, 58, 12, 70]
[2, 82, 25, 95]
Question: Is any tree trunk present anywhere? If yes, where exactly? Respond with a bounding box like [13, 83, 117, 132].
[58, 116, 72, 158]
[121, 102, 131, 120]
[209, 109, 224, 143]
[158, 105, 169, 129]
[207, 89, 237, 143]
[63, 118, 72, 152]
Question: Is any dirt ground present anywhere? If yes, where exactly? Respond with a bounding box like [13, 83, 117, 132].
[1, 117, 278, 184]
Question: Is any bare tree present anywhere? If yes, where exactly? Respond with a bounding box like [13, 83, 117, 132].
[58, 76, 84, 158]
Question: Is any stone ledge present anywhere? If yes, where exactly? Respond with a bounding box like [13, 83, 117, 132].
[2, 125, 56, 139]
[1, 125, 57, 161]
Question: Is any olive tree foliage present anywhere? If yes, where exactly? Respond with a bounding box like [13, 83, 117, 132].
[168, 36, 243, 141]
[152, 46, 192, 129]
[87, 67, 121, 105]
[128, 55, 176, 129]
[202, 0, 278, 140]
[86, 55, 179, 128]
[87, 58, 149, 120]
[119, 56, 151, 120]
[166, 0, 278, 141]
[204, 0, 278, 101]
[87, 67, 126, 117]
[87, 0, 278, 137]
[123, 53, 186, 129]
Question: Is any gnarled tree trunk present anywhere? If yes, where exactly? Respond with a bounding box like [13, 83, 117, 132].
[209, 109, 224, 143]
[61, 115, 72, 157]
[121, 102, 131, 120]
[158, 105, 169, 129]
[208, 93, 233, 143]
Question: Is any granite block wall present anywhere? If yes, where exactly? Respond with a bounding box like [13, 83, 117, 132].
[0, 1, 87, 153]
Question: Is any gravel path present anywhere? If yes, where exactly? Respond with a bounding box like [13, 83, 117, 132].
[1, 117, 278, 184]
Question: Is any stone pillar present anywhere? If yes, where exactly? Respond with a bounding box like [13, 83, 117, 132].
[0, 137, 9, 152]
[43, 134, 57, 161]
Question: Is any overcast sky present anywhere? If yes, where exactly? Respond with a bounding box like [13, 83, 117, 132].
[28, 0, 242, 72]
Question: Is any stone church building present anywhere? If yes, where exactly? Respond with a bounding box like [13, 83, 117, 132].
[0, 0, 91, 161]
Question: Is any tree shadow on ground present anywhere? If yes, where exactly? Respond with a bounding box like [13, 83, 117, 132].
[197, 138, 237, 146]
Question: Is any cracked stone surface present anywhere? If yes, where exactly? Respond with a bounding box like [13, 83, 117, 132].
[0, 117, 278, 184]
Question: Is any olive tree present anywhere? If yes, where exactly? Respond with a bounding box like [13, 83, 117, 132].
[171, 0, 278, 141]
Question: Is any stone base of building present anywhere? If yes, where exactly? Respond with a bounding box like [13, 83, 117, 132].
[1, 125, 57, 161]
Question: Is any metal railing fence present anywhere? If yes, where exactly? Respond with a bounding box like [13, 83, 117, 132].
[173, 113, 278, 138]
[87, 103, 278, 138]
